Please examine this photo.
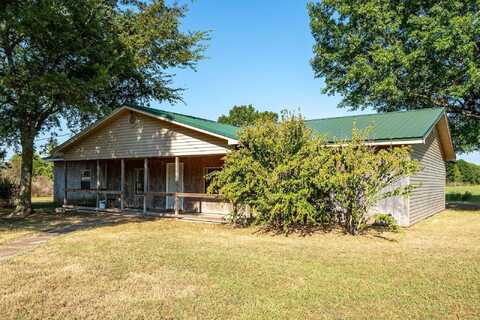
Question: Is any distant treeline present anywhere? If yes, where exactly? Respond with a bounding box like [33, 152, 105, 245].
[447, 160, 480, 185]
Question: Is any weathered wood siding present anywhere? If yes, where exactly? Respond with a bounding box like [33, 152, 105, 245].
[54, 160, 100, 205]
[55, 155, 232, 214]
[409, 128, 446, 225]
[60, 110, 230, 161]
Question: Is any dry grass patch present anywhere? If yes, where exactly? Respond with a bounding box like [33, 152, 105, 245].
[0, 202, 84, 246]
[0, 210, 479, 319]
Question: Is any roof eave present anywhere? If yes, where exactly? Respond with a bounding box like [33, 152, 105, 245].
[326, 138, 425, 147]
[436, 114, 456, 161]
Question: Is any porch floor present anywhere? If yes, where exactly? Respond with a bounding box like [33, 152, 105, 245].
[62, 206, 227, 224]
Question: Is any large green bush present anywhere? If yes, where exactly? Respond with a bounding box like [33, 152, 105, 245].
[209, 112, 333, 232]
[321, 128, 420, 234]
[209, 114, 420, 235]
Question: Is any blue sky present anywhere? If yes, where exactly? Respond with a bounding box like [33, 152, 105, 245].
[31, 0, 480, 164]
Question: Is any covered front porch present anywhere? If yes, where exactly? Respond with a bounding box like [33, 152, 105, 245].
[56, 155, 231, 221]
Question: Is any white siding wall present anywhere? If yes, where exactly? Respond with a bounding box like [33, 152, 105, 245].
[370, 177, 410, 226]
[60, 110, 230, 160]
[409, 128, 446, 225]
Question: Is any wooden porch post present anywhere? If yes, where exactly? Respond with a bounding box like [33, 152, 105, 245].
[96, 159, 100, 209]
[175, 156, 180, 215]
[120, 159, 125, 211]
[143, 158, 148, 215]
[63, 161, 68, 206]
[104, 161, 108, 206]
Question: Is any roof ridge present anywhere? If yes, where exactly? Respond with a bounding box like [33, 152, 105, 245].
[305, 107, 444, 122]
[132, 105, 239, 128]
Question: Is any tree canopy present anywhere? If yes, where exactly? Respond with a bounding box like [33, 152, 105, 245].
[4, 153, 53, 183]
[217, 105, 278, 127]
[308, 0, 480, 152]
[0, 0, 207, 214]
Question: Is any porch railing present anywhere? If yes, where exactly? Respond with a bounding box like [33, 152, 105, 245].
[64, 188, 225, 215]
[62, 157, 228, 215]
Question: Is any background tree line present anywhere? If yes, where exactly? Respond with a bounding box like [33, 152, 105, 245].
[0, 152, 53, 204]
[447, 160, 480, 185]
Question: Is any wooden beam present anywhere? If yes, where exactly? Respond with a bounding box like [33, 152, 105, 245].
[120, 159, 125, 211]
[66, 189, 121, 194]
[63, 161, 68, 206]
[144, 191, 222, 199]
[175, 156, 180, 215]
[104, 161, 108, 207]
[143, 158, 148, 215]
[96, 159, 100, 209]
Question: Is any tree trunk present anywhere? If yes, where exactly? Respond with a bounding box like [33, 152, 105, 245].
[11, 129, 35, 216]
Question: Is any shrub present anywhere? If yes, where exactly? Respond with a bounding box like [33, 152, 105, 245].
[322, 128, 420, 234]
[0, 176, 17, 207]
[462, 191, 473, 201]
[447, 191, 474, 202]
[446, 192, 462, 202]
[373, 213, 400, 232]
[209, 114, 420, 235]
[209, 112, 333, 233]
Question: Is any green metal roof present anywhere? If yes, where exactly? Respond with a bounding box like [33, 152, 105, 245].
[130, 105, 240, 140]
[53, 106, 448, 157]
[134, 106, 445, 143]
[305, 108, 445, 143]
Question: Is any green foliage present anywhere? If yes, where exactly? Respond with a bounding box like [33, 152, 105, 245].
[323, 128, 420, 234]
[217, 105, 278, 127]
[0, 0, 207, 213]
[209, 112, 331, 232]
[5, 153, 53, 183]
[446, 191, 473, 202]
[373, 213, 400, 232]
[308, 0, 480, 152]
[447, 160, 480, 184]
[209, 113, 419, 235]
[0, 176, 16, 204]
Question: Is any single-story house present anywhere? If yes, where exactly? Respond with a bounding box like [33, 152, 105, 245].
[50, 106, 455, 226]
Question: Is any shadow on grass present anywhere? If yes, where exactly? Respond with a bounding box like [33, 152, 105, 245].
[0, 202, 166, 238]
[249, 222, 401, 242]
[446, 202, 480, 211]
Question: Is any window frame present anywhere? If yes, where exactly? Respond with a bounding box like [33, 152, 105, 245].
[80, 169, 91, 190]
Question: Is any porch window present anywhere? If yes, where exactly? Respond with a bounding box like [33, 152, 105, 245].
[134, 168, 145, 195]
[80, 170, 91, 190]
[204, 167, 221, 193]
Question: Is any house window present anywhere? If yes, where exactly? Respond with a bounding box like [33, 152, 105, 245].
[134, 168, 145, 195]
[80, 170, 91, 190]
[204, 167, 221, 193]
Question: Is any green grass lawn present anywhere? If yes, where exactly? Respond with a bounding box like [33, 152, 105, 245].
[0, 208, 479, 319]
[446, 184, 480, 204]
